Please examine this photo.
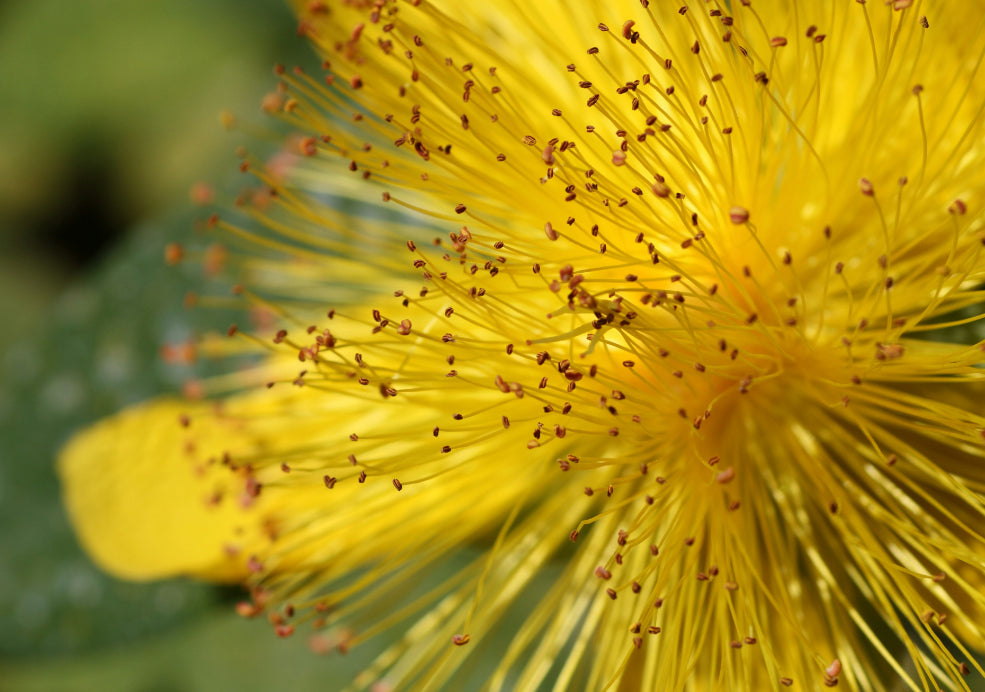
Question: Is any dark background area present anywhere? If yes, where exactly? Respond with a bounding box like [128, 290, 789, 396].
[0, 0, 303, 351]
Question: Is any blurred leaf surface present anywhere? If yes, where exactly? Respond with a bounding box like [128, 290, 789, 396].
[0, 207, 236, 659]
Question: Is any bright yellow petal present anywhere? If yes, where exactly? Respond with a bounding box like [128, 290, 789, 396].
[58, 398, 268, 582]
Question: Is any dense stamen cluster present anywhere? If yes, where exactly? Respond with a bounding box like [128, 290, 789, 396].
[59, 1, 985, 690]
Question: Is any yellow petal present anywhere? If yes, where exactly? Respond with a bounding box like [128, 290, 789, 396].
[58, 398, 267, 582]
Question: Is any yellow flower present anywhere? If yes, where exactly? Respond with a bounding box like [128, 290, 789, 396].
[59, 0, 985, 689]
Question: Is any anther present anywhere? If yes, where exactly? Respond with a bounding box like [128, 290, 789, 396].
[729, 206, 749, 224]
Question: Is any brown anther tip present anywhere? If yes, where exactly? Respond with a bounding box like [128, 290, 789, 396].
[770, 36, 788, 47]
[606, 588, 618, 600]
[299, 136, 318, 157]
[729, 206, 749, 224]
[164, 243, 185, 266]
[949, 199, 967, 215]
[780, 678, 794, 687]
[876, 343, 904, 360]
[825, 659, 842, 681]
[959, 662, 970, 675]
[451, 633, 470, 646]
[715, 466, 735, 484]
[227, 324, 239, 338]
[392, 478, 403, 491]
[236, 601, 261, 618]
[859, 178, 875, 196]
[652, 180, 671, 197]
[188, 180, 216, 208]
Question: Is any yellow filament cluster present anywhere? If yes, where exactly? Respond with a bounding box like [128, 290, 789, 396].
[59, 1, 985, 690]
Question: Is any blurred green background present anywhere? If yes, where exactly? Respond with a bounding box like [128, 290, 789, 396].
[0, 0, 383, 688]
